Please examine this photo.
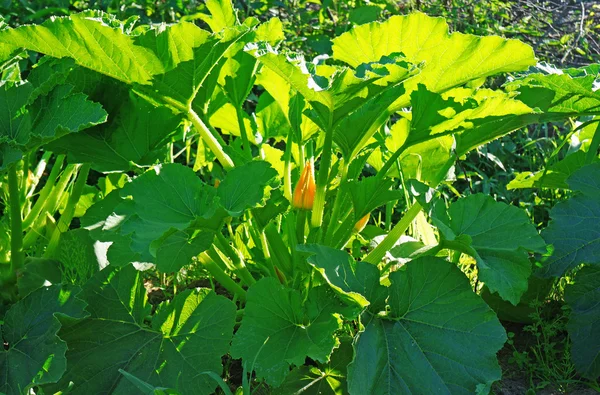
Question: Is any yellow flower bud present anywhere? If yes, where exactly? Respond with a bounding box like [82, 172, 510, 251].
[292, 163, 316, 210]
[354, 213, 370, 233]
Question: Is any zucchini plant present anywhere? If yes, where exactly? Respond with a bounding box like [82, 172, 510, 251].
[0, 2, 598, 394]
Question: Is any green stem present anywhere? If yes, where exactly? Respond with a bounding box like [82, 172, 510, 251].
[332, 211, 356, 249]
[378, 143, 407, 181]
[215, 232, 256, 286]
[263, 223, 293, 275]
[585, 121, 600, 164]
[236, 105, 252, 160]
[283, 132, 294, 202]
[8, 163, 24, 275]
[44, 164, 90, 257]
[26, 151, 52, 199]
[311, 124, 334, 228]
[323, 159, 349, 245]
[363, 154, 456, 264]
[23, 153, 64, 229]
[295, 209, 306, 246]
[188, 109, 235, 171]
[23, 163, 76, 249]
[363, 203, 422, 264]
[198, 252, 246, 302]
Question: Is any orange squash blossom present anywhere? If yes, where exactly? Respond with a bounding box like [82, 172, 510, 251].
[292, 163, 316, 210]
[354, 213, 370, 233]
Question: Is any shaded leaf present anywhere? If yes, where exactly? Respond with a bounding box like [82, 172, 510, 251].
[0, 285, 88, 395]
[539, 163, 600, 277]
[347, 257, 506, 394]
[433, 194, 545, 305]
[565, 266, 600, 379]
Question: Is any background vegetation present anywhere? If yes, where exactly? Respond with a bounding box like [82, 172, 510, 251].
[0, 1, 599, 394]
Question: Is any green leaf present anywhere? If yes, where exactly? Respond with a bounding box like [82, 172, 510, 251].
[345, 177, 403, 219]
[433, 194, 546, 305]
[332, 12, 535, 108]
[539, 163, 600, 277]
[507, 151, 593, 190]
[273, 340, 353, 395]
[368, 117, 455, 183]
[347, 257, 506, 394]
[153, 229, 214, 273]
[217, 160, 278, 216]
[116, 163, 218, 260]
[16, 257, 63, 297]
[152, 26, 252, 109]
[0, 80, 106, 169]
[299, 244, 387, 312]
[52, 229, 102, 285]
[230, 279, 346, 387]
[0, 82, 33, 144]
[389, 85, 535, 158]
[0, 12, 164, 85]
[51, 265, 236, 394]
[48, 95, 182, 172]
[506, 70, 600, 119]
[255, 66, 319, 142]
[565, 266, 600, 379]
[247, 46, 334, 130]
[135, 22, 209, 72]
[0, 285, 88, 395]
[30, 84, 107, 141]
[119, 370, 180, 395]
[196, 0, 238, 33]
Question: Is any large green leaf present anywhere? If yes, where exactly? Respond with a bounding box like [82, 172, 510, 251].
[507, 151, 593, 190]
[81, 164, 219, 265]
[230, 279, 348, 387]
[0, 81, 107, 169]
[152, 26, 252, 110]
[565, 266, 600, 379]
[255, 66, 319, 142]
[506, 69, 600, 120]
[217, 160, 278, 216]
[433, 194, 546, 305]
[50, 264, 236, 394]
[347, 257, 506, 394]
[299, 244, 387, 312]
[153, 229, 215, 273]
[47, 95, 182, 172]
[0, 12, 165, 85]
[273, 341, 353, 395]
[539, 163, 600, 277]
[248, 47, 334, 130]
[332, 12, 535, 108]
[368, 117, 455, 183]
[0, 285, 88, 395]
[196, 0, 237, 32]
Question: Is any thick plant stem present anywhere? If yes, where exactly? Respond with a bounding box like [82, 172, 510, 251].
[23, 163, 77, 249]
[198, 252, 246, 302]
[8, 163, 24, 275]
[586, 122, 600, 164]
[377, 143, 407, 181]
[364, 154, 456, 264]
[214, 232, 256, 286]
[188, 109, 235, 171]
[236, 105, 252, 160]
[363, 203, 422, 264]
[311, 125, 334, 228]
[323, 159, 348, 245]
[283, 133, 294, 202]
[27, 151, 52, 198]
[44, 164, 90, 257]
[23, 154, 65, 229]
